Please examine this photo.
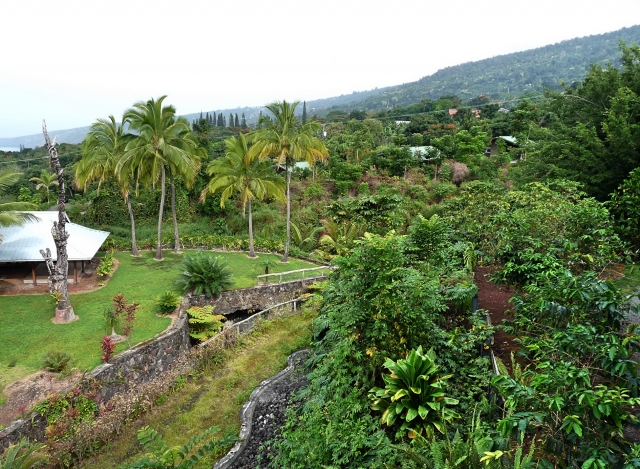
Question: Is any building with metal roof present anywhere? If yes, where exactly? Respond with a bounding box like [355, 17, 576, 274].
[0, 211, 109, 284]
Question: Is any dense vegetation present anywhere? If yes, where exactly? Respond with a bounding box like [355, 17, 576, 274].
[3, 36, 640, 468]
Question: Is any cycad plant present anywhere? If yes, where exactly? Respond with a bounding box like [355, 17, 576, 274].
[175, 252, 233, 297]
[369, 346, 459, 439]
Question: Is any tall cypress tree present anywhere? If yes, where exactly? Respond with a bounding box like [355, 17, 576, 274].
[241, 113, 247, 129]
[229, 113, 234, 128]
[213, 112, 217, 126]
[234, 113, 240, 128]
[302, 101, 307, 124]
[223, 116, 227, 127]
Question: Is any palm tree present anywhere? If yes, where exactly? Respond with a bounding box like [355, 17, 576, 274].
[29, 169, 59, 205]
[201, 134, 285, 257]
[249, 100, 329, 262]
[118, 96, 203, 260]
[75, 116, 140, 256]
[0, 168, 37, 232]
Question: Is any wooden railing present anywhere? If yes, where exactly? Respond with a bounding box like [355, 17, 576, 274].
[256, 265, 335, 285]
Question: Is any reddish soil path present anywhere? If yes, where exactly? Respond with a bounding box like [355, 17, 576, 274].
[475, 266, 520, 368]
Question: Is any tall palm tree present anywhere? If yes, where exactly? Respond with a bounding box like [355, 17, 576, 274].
[75, 116, 140, 256]
[118, 96, 202, 260]
[201, 134, 285, 257]
[0, 168, 37, 233]
[29, 169, 59, 205]
[249, 100, 329, 262]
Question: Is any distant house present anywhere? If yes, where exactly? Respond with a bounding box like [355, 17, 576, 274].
[0, 211, 109, 285]
[448, 109, 458, 116]
[395, 120, 411, 125]
[485, 136, 518, 157]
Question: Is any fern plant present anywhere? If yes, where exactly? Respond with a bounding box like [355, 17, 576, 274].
[175, 252, 233, 297]
[157, 291, 182, 315]
[186, 306, 226, 342]
[43, 350, 71, 373]
[369, 346, 459, 439]
[118, 425, 236, 469]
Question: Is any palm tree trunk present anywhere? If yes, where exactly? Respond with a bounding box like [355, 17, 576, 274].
[156, 165, 166, 261]
[283, 158, 291, 263]
[248, 198, 256, 258]
[125, 194, 139, 256]
[170, 170, 181, 254]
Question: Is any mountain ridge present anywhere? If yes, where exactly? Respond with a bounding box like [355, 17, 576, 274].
[3, 24, 639, 147]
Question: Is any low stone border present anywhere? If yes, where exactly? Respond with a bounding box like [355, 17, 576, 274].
[212, 349, 310, 469]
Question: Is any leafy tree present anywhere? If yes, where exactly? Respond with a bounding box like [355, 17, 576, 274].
[76, 115, 140, 255]
[118, 96, 203, 260]
[241, 112, 247, 129]
[29, 169, 59, 205]
[234, 113, 239, 128]
[0, 168, 37, 234]
[608, 167, 640, 249]
[249, 100, 329, 262]
[200, 134, 285, 257]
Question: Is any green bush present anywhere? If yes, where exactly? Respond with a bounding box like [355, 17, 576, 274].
[157, 291, 182, 315]
[96, 253, 114, 277]
[369, 347, 459, 439]
[43, 350, 71, 373]
[175, 252, 233, 297]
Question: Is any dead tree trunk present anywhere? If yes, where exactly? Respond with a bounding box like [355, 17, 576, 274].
[42, 121, 76, 323]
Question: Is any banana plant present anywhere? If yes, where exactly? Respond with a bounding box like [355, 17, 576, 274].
[369, 346, 459, 439]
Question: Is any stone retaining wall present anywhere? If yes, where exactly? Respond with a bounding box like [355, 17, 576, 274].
[0, 278, 321, 450]
[189, 277, 327, 315]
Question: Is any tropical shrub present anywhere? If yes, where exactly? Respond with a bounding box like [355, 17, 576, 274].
[175, 252, 233, 297]
[157, 291, 182, 315]
[96, 252, 115, 277]
[101, 336, 116, 363]
[186, 306, 225, 342]
[43, 350, 71, 373]
[369, 347, 459, 439]
[0, 439, 47, 469]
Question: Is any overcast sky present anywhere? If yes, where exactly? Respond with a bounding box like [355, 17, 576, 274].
[1, 0, 640, 138]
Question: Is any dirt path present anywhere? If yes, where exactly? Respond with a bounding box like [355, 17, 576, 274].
[475, 266, 519, 369]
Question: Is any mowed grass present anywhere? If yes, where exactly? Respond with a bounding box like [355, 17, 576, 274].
[80, 308, 315, 469]
[0, 250, 314, 391]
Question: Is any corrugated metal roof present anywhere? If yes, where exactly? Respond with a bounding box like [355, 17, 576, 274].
[0, 211, 109, 263]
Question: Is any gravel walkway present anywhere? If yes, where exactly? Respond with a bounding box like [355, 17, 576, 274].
[228, 353, 308, 469]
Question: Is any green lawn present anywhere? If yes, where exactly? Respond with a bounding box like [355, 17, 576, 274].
[0, 250, 314, 391]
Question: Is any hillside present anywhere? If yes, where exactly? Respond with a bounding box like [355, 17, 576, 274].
[320, 24, 640, 113]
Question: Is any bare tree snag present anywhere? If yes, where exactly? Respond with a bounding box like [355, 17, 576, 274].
[42, 120, 76, 324]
